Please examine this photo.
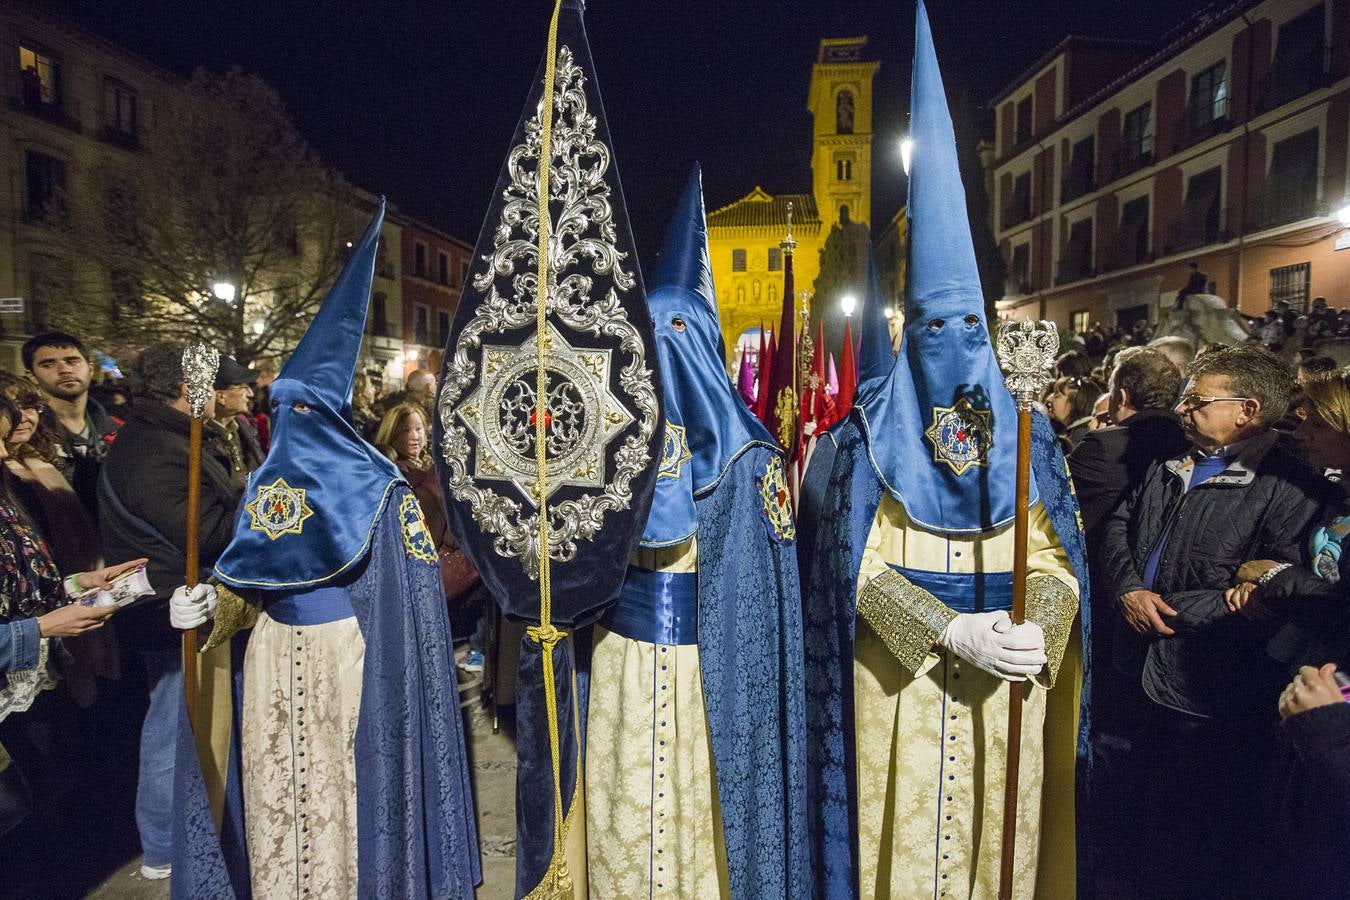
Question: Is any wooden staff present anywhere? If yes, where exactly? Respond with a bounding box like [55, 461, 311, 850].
[994, 319, 1058, 900]
[181, 342, 220, 733]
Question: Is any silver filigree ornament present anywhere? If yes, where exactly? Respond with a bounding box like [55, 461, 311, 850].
[437, 46, 660, 580]
[182, 342, 221, 419]
[995, 319, 1059, 406]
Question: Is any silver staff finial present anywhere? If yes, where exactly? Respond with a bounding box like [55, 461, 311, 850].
[996, 320, 1059, 407]
[780, 201, 797, 253]
[182, 342, 221, 419]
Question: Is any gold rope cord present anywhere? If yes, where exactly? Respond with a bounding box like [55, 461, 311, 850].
[523, 0, 573, 895]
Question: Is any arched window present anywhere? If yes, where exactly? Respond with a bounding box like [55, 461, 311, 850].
[836, 158, 853, 181]
[839, 204, 851, 224]
[836, 90, 855, 135]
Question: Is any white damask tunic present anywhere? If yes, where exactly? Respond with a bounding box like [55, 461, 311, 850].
[241, 599, 365, 899]
[854, 495, 1080, 900]
[584, 538, 732, 899]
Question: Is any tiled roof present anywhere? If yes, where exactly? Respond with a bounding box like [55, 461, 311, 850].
[707, 187, 820, 230]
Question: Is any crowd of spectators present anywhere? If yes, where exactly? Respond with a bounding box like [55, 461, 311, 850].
[2, 312, 1349, 896]
[1052, 313, 1350, 897]
[0, 332, 484, 891]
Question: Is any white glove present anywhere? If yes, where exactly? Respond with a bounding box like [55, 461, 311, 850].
[939, 611, 1047, 682]
[170, 583, 218, 630]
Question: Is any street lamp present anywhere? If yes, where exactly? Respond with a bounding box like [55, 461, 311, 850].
[405, 349, 420, 362]
[211, 281, 236, 304]
[1337, 200, 1350, 228]
[252, 320, 265, 336]
[883, 306, 896, 320]
[841, 293, 857, 317]
[900, 137, 914, 176]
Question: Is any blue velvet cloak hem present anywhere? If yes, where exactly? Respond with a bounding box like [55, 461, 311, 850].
[693, 444, 811, 899]
[800, 412, 1090, 899]
[170, 485, 481, 899]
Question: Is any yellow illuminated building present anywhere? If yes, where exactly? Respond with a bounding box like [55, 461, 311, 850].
[708, 36, 879, 362]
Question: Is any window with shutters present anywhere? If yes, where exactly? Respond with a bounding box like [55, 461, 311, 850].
[1015, 96, 1033, 147]
[768, 247, 782, 271]
[1005, 172, 1032, 228]
[1116, 196, 1150, 268]
[23, 151, 66, 225]
[1262, 5, 1327, 111]
[1171, 167, 1222, 251]
[1058, 218, 1094, 284]
[1061, 137, 1095, 202]
[732, 249, 747, 272]
[1256, 129, 1319, 229]
[1116, 103, 1154, 177]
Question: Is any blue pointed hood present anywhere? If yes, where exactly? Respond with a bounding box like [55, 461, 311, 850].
[215, 201, 403, 589]
[855, 1, 1034, 534]
[854, 248, 895, 400]
[643, 165, 778, 546]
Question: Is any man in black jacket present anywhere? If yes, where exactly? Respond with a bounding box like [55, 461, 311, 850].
[1099, 344, 1332, 897]
[98, 343, 240, 879]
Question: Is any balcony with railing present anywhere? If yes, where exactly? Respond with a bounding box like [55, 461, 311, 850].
[1174, 97, 1231, 152]
[97, 126, 139, 152]
[1002, 196, 1032, 230]
[1108, 232, 1153, 271]
[19, 191, 68, 228]
[1055, 255, 1095, 285]
[1165, 215, 1225, 255]
[1258, 48, 1331, 113]
[7, 95, 81, 133]
[1111, 145, 1154, 181]
[1060, 167, 1094, 204]
[1245, 184, 1322, 231]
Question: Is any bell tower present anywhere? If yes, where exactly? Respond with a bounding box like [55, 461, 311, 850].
[808, 37, 879, 233]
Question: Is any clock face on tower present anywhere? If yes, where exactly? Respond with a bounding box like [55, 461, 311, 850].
[924, 396, 992, 476]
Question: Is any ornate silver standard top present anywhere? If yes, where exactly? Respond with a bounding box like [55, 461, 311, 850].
[182, 342, 221, 419]
[780, 201, 797, 253]
[995, 319, 1059, 408]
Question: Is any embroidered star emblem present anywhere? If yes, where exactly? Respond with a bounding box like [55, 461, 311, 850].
[924, 396, 992, 476]
[455, 321, 635, 507]
[245, 477, 314, 540]
[658, 421, 693, 480]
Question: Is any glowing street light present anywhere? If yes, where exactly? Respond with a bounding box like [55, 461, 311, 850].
[883, 306, 896, 320]
[1337, 200, 1350, 228]
[211, 281, 236, 303]
[900, 137, 914, 175]
[252, 320, 265, 336]
[841, 293, 857, 317]
[405, 349, 420, 362]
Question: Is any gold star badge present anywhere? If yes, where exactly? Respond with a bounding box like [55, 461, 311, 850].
[658, 421, 693, 480]
[246, 477, 314, 540]
[924, 396, 992, 476]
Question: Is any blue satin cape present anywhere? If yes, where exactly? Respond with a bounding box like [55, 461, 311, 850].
[800, 413, 1090, 898]
[171, 485, 481, 898]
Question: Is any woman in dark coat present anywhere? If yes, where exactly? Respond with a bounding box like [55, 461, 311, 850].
[374, 403, 479, 625]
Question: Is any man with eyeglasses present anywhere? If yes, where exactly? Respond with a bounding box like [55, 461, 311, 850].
[1098, 343, 1333, 897]
[208, 356, 264, 490]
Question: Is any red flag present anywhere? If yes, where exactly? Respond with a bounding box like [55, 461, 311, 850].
[754, 325, 774, 422]
[837, 315, 857, 421]
[765, 226, 798, 456]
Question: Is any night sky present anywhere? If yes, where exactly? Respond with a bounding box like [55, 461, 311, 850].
[56, 0, 1216, 259]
